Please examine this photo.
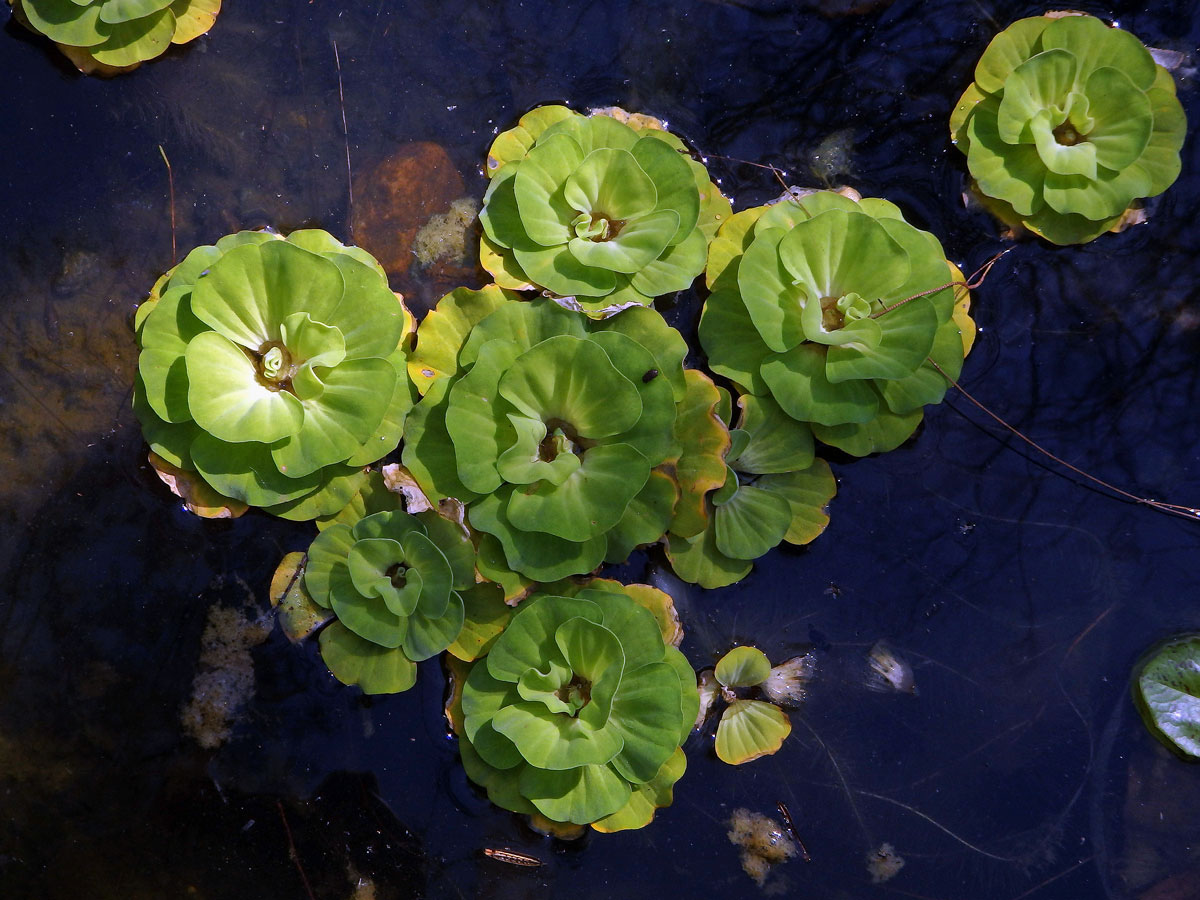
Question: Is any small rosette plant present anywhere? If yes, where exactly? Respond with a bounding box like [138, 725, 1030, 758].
[667, 384, 836, 589]
[479, 105, 731, 316]
[700, 189, 975, 457]
[951, 13, 1186, 244]
[270, 472, 512, 695]
[453, 580, 699, 831]
[696, 647, 814, 765]
[403, 289, 723, 582]
[134, 230, 414, 520]
[10, 0, 221, 74]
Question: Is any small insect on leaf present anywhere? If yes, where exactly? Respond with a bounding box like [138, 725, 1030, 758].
[483, 848, 544, 867]
[642, 369, 658, 382]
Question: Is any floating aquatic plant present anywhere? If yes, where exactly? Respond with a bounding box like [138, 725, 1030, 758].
[667, 381, 836, 589]
[403, 290, 725, 582]
[134, 230, 415, 519]
[10, 0, 221, 75]
[449, 579, 699, 831]
[1132, 634, 1200, 761]
[269, 472, 511, 694]
[699, 646, 813, 765]
[479, 105, 730, 317]
[951, 13, 1186, 244]
[700, 188, 975, 456]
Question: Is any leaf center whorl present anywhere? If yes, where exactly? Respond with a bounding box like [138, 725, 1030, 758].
[252, 341, 296, 393]
[555, 674, 592, 715]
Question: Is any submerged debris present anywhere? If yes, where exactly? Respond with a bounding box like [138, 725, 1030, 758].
[867, 842, 905, 883]
[412, 196, 479, 269]
[728, 807, 798, 887]
[760, 653, 817, 706]
[180, 597, 273, 750]
[866, 641, 917, 695]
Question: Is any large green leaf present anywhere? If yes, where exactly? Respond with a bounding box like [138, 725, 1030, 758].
[586, 330, 679, 465]
[630, 226, 707, 297]
[715, 699, 791, 765]
[736, 226, 807, 354]
[137, 286, 207, 424]
[592, 747, 686, 833]
[811, 406, 923, 457]
[1040, 14, 1157, 91]
[189, 236, 345, 351]
[485, 595, 604, 684]
[185, 331, 304, 444]
[21, 0, 108, 46]
[400, 378, 481, 504]
[519, 763, 631, 825]
[318, 622, 417, 695]
[633, 136, 700, 243]
[512, 243, 617, 297]
[607, 662, 685, 784]
[269, 358, 395, 478]
[698, 289, 772, 395]
[665, 526, 752, 590]
[327, 562, 407, 648]
[403, 590, 465, 661]
[603, 470, 677, 564]
[408, 285, 511, 390]
[966, 95, 1048, 217]
[469, 492, 607, 581]
[1083, 67, 1153, 171]
[996, 49, 1079, 145]
[761, 342, 880, 426]
[514, 132, 586, 246]
[190, 433, 321, 506]
[733, 394, 815, 474]
[497, 335, 642, 439]
[715, 646, 771, 688]
[778, 210, 911, 329]
[973, 15, 1051, 94]
[492, 701, 623, 770]
[568, 209, 678, 274]
[713, 482, 792, 561]
[506, 443, 649, 542]
[444, 339, 523, 494]
[564, 148, 657, 221]
[1133, 634, 1200, 760]
[324, 254, 407, 360]
[757, 460, 836, 545]
[99, 0, 174, 25]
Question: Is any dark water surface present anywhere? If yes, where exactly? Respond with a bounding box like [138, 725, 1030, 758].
[2, 1, 1199, 898]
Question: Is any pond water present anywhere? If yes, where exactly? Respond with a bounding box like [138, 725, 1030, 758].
[2, 0, 1199, 898]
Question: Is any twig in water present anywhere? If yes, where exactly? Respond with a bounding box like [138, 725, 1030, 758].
[929, 358, 1200, 524]
[703, 153, 792, 195]
[276, 800, 317, 900]
[333, 40, 354, 239]
[776, 801, 811, 862]
[873, 247, 1013, 318]
[158, 145, 176, 266]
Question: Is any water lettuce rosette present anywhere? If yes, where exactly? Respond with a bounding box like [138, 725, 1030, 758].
[134, 230, 415, 520]
[951, 13, 1186, 244]
[403, 289, 723, 581]
[10, 0, 221, 74]
[270, 479, 511, 694]
[667, 384, 836, 589]
[479, 105, 731, 316]
[700, 189, 975, 456]
[452, 580, 699, 831]
[706, 647, 794, 766]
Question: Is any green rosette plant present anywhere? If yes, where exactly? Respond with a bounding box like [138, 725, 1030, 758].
[452, 580, 699, 831]
[403, 289, 725, 582]
[479, 105, 731, 317]
[951, 13, 1186, 245]
[269, 478, 511, 694]
[696, 647, 815, 765]
[133, 230, 415, 520]
[700, 189, 975, 457]
[667, 385, 836, 589]
[10, 0, 221, 74]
